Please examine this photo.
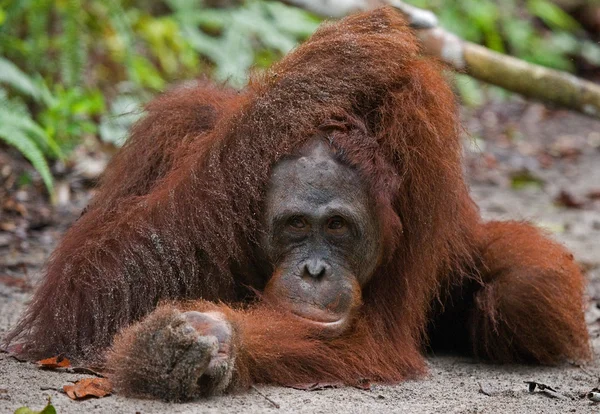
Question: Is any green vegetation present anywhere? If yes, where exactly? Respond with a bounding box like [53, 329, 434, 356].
[1, 0, 598, 195]
[0, 0, 320, 195]
[409, 0, 600, 71]
[13, 396, 56, 414]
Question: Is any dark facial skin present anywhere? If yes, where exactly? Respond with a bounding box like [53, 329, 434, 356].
[263, 139, 382, 332]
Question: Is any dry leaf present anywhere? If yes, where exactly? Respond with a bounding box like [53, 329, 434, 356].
[555, 190, 585, 209]
[38, 356, 71, 369]
[0, 221, 17, 232]
[63, 378, 112, 400]
[356, 378, 371, 390]
[588, 190, 600, 200]
[2, 198, 27, 216]
[0, 275, 33, 291]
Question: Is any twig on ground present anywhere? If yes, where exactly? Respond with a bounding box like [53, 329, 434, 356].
[251, 385, 281, 409]
[39, 386, 64, 393]
[569, 360, 597, 379]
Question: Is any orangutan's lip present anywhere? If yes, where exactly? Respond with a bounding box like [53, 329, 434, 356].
[291, 312, 349, 331]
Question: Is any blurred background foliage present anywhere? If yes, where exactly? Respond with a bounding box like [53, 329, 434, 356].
[0, 0, 599, 196]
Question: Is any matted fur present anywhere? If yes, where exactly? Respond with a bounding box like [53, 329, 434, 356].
[5, 7, 589, 392]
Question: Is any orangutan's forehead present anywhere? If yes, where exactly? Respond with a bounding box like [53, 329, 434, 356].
[268, 140, 365, 205]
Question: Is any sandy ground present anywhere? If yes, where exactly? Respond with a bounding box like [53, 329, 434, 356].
[1, 106, 600, 413]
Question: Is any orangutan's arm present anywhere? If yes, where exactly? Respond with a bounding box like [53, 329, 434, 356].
[106, 300, 425, 401]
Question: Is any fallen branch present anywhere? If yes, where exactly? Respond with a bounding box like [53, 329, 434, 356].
[281, 0, 600, 118]
[418, 27, 600, 117]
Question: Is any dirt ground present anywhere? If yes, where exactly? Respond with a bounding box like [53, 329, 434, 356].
[1, 100, 600, 413]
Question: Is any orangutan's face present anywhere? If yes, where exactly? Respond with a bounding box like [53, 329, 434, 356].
[263, 140, 382, 332]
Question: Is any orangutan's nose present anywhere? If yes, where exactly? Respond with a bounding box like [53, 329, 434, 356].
[303, 258, 330, 279]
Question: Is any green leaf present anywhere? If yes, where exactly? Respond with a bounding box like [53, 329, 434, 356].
[548, 32, 579, 55]
[183, 24, 253, 87]
[0, 91, 62, 158]
[439, 6, 483, 44]
[528, 39, 575, 71]
[535, 221, 566, 234]
[177, 8, 228, 29]
[454, 74, 484, 107]
[131, 56, 165, 90]
[0, 57, 44, 101]
[174, 1, 319, 88]
[25, 0, 52, 71]
[503, 19, 534, 57]
[582, 40, 600, 66]
[264, 1, 320, 39]
[14, 399, 57, 414]
[70, 88, 105, 115]
[527, 0, 581, 31]
[0, 118, 54, 196]
[59, 0, 85, 86]
[510, 170, 544, 190]
[234, 4, 296, 54]
[99, 94, 144, 146]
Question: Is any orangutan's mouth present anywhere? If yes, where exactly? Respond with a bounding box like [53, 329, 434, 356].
[291, 310, 350, 333]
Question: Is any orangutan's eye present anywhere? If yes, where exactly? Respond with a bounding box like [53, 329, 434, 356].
[327, 216, 346, 231]
[288, 216, 307, 229]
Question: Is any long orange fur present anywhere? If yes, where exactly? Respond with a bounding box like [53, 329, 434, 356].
[5, 8, 589, 393]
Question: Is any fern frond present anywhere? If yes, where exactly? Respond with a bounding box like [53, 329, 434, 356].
[0, 91, 62, 159]
[105, 0, 138, 83]
[0, 124, 54, 197]
[0, 0, 30, 35]
[26, 0, 52, 71]
[0, 57, 45, 102]
[60, 0, 84, 86]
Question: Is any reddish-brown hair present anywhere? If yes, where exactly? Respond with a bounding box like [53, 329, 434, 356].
[6, 8, 589, 388]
